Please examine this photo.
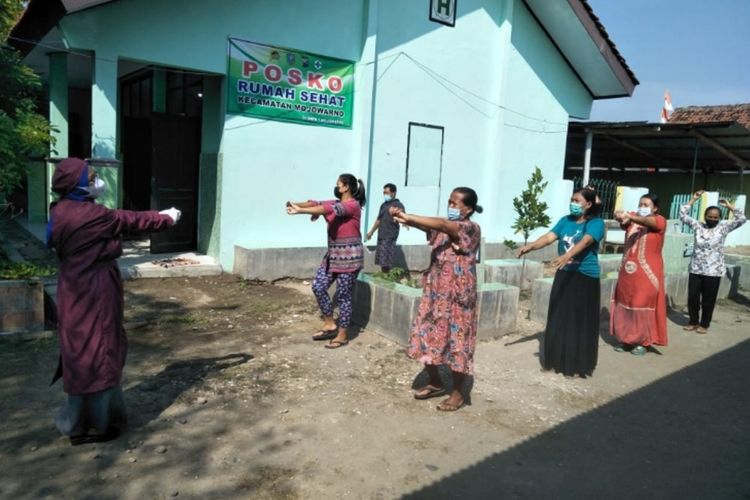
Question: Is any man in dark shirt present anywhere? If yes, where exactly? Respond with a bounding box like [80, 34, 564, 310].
[365, 183, 405, 272]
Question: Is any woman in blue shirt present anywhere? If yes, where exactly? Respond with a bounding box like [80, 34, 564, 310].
[517, 187, 605, 377]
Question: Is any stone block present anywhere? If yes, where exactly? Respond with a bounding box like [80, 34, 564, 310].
[352, 274, 421, 345]
[484, 259, 543, 290]
[0, 279, 44, 334]
[477, 282, 519, 338]
[531, 276, 616, 327]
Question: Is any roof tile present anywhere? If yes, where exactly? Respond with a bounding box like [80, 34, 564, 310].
[669, 103, 750, 130]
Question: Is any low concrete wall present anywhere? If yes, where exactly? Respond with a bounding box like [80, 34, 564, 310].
[484, 259, 543, 290]
[234, 244, 433, 281]
[0, 279, 44, 334]
[531, 265, 741, 327]
[353, 275, 519, 345]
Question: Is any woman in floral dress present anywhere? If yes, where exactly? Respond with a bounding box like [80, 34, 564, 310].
[680, 190, 746, 333]
[390, 187, 482, 412]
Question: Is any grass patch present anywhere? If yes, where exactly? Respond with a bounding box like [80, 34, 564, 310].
[0, 262, 56, 280]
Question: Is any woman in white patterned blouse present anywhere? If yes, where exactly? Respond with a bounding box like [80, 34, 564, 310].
[679, 190, 746, 333]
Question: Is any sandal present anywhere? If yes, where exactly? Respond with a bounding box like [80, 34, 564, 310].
[324, 339, 349, 349]
[312, 328, 338, 341]
[413, 385, 447, 400]
[614, 344, 628, 353]
[683, 324, 699, 331]
[69, 426, 120, 446]
[696, 326, 708, 334]
[436, 399, 465, 412]
[630, 345, 647, 356]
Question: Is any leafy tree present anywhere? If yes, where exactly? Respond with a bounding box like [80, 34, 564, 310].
[512, 166, 551, 247]
[0, 0, 53, 198]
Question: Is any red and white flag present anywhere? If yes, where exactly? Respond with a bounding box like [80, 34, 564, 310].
[660, 89, 673, 123]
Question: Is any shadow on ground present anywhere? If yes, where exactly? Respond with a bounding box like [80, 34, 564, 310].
[403, 338, 750, 499]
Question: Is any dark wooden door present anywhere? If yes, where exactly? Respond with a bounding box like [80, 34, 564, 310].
[149, 112, 201, 253]
[122, 117, 152, 211]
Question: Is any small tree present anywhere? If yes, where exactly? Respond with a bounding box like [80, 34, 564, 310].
[512, 166, 551, 247]
[512, 166, 551, 290]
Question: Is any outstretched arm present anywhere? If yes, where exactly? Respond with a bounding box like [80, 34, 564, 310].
[516, 232, 557, 258]
[391, 207, 460, 242]
[286, 202, 327, 216]
[549, 235, 595, 270]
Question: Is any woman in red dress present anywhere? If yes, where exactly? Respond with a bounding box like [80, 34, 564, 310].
[610, 193, 668, 355]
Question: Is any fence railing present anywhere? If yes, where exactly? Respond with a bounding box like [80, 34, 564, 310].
[669, 192, 741, 234]
[572, 177, 619, 219]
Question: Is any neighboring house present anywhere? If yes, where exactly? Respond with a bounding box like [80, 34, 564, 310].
[11, 0, 636, 272]
[565, 104, 750, 203]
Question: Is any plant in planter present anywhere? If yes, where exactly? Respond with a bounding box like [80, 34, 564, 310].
[370, 267, 420, 288]
[512, 166, 551, 287]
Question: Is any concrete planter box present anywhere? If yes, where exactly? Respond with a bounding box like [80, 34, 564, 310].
[0, 279, 44, 335]
[530, 276, 616, 326]
[353, 274, 518, 345]
[483, 259, 543, 290]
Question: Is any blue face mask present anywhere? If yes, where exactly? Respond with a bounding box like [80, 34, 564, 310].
[384, 194, 393, 202]
[447, 207, 462, 220]
[569, 202, 584, 217]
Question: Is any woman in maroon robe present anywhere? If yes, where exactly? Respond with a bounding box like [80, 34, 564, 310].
[48, 157, 179, 445]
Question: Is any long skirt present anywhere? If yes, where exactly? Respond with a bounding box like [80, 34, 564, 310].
[55, 385, 127, 436]
[542, 269, 600, 377]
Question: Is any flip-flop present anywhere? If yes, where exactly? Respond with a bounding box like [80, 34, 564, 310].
[696, 327, 708, 334]
[683, 324, 699, 331]
[324, 339, 349, 349]
[312, 328, 338, 341]
[436, 399, 465, 412]
[69, 426, 120, 446]
[413, 386, 447, 400]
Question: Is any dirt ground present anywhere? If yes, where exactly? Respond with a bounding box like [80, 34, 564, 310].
[1, 272, 750, 499]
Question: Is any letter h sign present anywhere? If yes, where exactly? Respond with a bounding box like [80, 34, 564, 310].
[430, 0, 457, 27]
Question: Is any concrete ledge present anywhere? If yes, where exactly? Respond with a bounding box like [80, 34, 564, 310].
[484, 259, 543, 290]
[122, 253, 222, 279]
[353, 274, 519, 345]
[725, 254, 749, 290]
[0, 279, 44, 334]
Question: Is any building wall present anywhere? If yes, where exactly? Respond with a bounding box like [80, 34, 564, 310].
[492, 0, 593, 243]
[56, 0, 597, 269]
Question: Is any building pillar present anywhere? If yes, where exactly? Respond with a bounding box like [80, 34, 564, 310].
[583, 129, 593, 186]
[35, 52, 69, 222]
[91, 52, 119, 208]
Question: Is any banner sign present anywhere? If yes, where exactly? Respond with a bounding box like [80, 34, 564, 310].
[227, 38, 355, 128]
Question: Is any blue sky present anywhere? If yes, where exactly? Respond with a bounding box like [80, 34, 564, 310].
[588, 0, 750, 122]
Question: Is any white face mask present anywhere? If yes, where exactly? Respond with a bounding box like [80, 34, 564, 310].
[85, 177, 106, 199]
[637, 207, 652, 217]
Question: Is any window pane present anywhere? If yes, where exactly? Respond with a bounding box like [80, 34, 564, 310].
[406, 124, 443, 187]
